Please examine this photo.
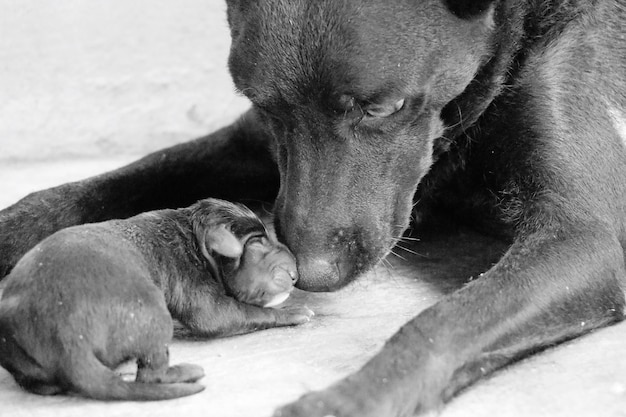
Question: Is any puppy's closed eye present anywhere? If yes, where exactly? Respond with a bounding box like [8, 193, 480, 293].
[245, 234, 268, 246]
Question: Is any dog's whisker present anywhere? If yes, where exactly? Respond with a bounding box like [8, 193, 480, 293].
[395, 243, 427, 258]
[444, 114, 466, 131]
[391, 233, 421, 244]
[389, 249, 407, 262]
[376, 256, 395, 280]
[455, 102, 467, 133]
[397, 236, 420, 242]
[381, 257, 394, 271]
[260, 205, 274, 216]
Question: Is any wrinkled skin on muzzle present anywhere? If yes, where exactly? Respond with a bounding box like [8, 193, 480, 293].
[226, 0, 493, 291]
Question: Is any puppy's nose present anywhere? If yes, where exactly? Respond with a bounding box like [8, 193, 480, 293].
[296, 256, 344, 292]
[287, 267, 298, 284]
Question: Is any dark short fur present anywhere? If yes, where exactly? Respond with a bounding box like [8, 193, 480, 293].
[0, 0, 625, 415]
[0, 198, 310, 401]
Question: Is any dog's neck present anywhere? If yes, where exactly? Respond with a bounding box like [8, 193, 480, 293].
[438, 2, 526, 151]
[438, 0, 593, 150]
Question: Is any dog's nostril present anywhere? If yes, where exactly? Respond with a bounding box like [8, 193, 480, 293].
[296, 256, 347, 292]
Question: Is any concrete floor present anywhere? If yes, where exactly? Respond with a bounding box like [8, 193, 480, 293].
[1, 159, 625, 417]
[2, 2, 625, 415]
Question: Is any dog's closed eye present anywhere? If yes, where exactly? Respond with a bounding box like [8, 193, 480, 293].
[364, 98, 405, 118]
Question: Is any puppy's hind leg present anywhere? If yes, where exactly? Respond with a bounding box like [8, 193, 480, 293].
[65, 350, 204, 401]
[136, 347, 205, 384]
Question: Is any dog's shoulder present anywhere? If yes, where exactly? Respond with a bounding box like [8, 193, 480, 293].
[420, 1, 626, 228]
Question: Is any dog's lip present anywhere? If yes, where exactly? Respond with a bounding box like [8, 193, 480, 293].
[263, 292, 291, 308]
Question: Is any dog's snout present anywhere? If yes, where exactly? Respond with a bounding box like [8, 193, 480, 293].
[276, 203, 390, 292]
[294, 227, 374, 291]
[273, 145, 401, 292]
[296, 256, 342, 292]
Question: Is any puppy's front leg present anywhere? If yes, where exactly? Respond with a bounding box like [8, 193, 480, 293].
[178, 295, 314, 338]
[274, 224, 625, 417]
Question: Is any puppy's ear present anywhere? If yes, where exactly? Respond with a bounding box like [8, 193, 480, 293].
[200, 224, 244, 259]
[443, 0, 496, 20]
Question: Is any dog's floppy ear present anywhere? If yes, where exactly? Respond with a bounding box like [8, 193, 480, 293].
[443, 0, 496, 20]
[199, 224, 244, 260]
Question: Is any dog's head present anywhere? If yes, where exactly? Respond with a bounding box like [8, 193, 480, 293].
[226, 0, 496, 290]
[190, 198, 298, 307]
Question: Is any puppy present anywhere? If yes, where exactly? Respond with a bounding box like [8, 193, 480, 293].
[0, 198, 312, 401]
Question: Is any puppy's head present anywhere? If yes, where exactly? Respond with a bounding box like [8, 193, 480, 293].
[191, 198, 297, 307]
[226, 0, 496, 290]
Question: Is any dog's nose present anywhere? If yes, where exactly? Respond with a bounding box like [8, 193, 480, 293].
[295, 256, 345, 292]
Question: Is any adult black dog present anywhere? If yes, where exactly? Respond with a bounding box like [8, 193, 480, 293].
[1, 0, 625, 415]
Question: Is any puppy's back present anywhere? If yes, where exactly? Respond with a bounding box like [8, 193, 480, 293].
[0, 223, 196, 400]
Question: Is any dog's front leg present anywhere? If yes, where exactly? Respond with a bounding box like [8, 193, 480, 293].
[0, 109, 277, 278]
[274, 225, 625, 417]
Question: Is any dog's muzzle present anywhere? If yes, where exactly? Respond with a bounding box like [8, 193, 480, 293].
[294, 256, 342, 292]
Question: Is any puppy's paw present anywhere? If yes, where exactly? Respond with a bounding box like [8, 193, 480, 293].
[167, 363, 205, 383]
[275, 305, 315, 326]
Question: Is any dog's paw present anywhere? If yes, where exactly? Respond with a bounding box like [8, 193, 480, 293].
[272, 383, 395, 417]
[274, 305, 315, 326]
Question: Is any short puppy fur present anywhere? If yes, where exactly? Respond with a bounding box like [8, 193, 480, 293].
[0, 198, 311, 401]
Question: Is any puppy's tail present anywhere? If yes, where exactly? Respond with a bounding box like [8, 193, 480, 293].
[68, 354, 205, 401]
